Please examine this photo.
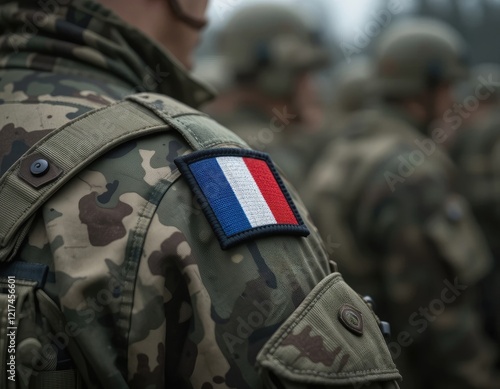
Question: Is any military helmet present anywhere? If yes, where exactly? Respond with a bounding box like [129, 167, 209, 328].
[373, 17, 468, 98]
[217, 3, 329, 98]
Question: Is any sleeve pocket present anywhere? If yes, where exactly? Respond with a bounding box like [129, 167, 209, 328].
[256, 272, 401, 388]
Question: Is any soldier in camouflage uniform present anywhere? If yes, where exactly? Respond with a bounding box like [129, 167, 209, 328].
[304, 17, 500, 389]
[299, 55, 375, 190]
[329, 55, 374, 120]
[0, 0, 402, 388]
[201, 3, 329, 190]
[448, 63, 500, 362]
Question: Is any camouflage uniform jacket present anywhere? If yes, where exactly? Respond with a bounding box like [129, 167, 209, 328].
[0, 1, 401, 388]
[449, 110, 500, 362]
[304, 107, 500, 389]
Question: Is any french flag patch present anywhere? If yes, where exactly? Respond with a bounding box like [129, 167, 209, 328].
[175, 148, 309, 249]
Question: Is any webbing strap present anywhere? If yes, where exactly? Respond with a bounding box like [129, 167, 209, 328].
[0, 93, 240, 262]
[126, 94, 247, 150]
[0, 99, 165, 248]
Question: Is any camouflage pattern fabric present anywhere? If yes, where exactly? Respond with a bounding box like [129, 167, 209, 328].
[304, 107, 500, 389]
[449, 110, 500, 362]
[0, 1, 401, 388]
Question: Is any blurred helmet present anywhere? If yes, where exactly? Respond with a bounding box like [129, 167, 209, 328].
[331, 56, 373, 112]
[373, 17, 468, 98]
[217, 3, 329, 98]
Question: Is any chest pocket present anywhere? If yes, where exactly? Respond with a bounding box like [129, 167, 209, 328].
[256, 272, 401, 388]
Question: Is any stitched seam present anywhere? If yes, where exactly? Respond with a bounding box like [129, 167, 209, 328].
[172, 112, 207, 119]
[120, 169, 181, 375]
[174, 115, 204, 146]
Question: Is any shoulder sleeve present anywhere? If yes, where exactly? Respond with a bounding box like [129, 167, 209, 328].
[128, 144, 335, 387]
[130, 142, 404, 388]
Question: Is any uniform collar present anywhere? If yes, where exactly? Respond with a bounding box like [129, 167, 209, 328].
[0, 0, 214, 108]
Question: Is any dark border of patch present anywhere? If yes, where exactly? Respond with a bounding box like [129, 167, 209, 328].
[175, 148, 309, 250]
[0, 261, 49, 288]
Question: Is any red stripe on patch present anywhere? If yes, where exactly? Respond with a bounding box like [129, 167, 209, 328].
[243, 157, 298, 225]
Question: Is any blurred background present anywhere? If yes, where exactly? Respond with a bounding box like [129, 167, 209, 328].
[191, 2, 500, 385]
[200, 0, 500, 63]
[195, 0, 500, 101]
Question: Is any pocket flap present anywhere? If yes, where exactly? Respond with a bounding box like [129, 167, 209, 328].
[256, 272, 401, 387]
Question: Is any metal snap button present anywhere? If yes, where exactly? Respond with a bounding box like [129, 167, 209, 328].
[30, 159, 49, 176]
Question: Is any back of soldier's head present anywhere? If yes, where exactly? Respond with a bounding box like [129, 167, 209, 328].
[372, 17, 468, 100]
[217, 2, 329, 98]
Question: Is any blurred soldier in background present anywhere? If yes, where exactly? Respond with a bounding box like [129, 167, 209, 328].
[329, 55, 374, 121]
[448, 63, 500, 359]
[299, 55, 375, 184]
[0, 0, 403, 388]
[200, 3, 330, 189]
[304, 17, 500, 389]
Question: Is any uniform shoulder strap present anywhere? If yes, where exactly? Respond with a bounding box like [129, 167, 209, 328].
[0, 92, 246, 262]
[126, 93, 247, 150]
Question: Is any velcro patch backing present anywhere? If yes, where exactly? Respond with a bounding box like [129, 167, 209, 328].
[175, 148, 309, 249]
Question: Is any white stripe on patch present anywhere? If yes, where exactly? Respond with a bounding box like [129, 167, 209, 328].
[216, 156, 277, 227]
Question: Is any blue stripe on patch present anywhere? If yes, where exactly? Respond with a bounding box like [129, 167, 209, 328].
[189, 158, 252, 236]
